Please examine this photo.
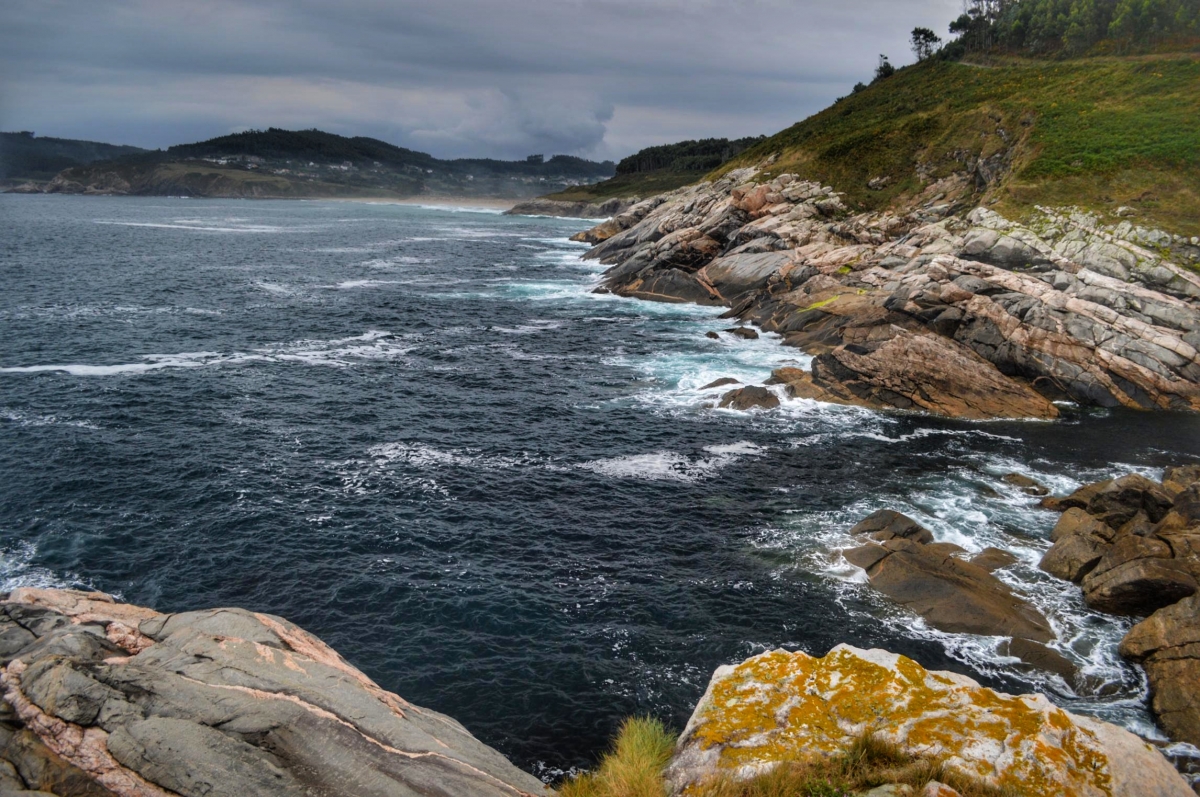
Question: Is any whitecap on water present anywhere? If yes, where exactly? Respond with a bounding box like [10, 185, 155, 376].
[0, 541, 76, 592]
[577, 442, 765, 483]
[0, 331, 414, 376]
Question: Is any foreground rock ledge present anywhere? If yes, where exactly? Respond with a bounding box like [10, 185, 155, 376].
[0, 588, 549, 797]
[666, 645, 1191, 797]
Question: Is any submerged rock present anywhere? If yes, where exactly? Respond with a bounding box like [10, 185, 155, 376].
[0, 589, 549, 797]
[665, 645, 1191, 796]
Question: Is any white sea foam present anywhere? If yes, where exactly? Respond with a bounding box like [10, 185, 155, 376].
[367, 442, 545, 471]
[0, 331, 413, 376]
[0, 542, 75, 591]
[752, 455, 1170, 731]
[1, 409, 100, 430]
[94, 220, 288, 233]
[578, 442, 765, 483]
[330, 279, 406, 290]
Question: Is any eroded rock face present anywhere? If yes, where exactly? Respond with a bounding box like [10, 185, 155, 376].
[0, 589, 549, 797]
[665, 645, 1191, 797]
[580, 170, 1200, 419]
[1120, 595, 1200, 748]
[1040, 468, 1200, 753]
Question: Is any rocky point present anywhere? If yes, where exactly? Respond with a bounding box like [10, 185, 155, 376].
[576, 169, 1200, 419]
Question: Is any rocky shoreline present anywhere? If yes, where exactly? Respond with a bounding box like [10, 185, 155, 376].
[574, 169, 1200, 419]
[0, 588, 1192, 796]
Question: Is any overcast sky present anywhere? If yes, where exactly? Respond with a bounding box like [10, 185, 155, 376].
[0, 0, 963, 161]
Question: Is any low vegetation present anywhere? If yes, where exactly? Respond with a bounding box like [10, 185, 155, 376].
[558, 720, 1016, 797]
[715, 52, 1200, 235]
[544, 138, 764, 204]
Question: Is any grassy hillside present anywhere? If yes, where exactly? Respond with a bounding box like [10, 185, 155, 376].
[715, 52, 1200, 236]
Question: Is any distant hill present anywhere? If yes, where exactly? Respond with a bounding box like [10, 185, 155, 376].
[0, 132, 147, 181]
[541, 136, 764, 204]
[9, 127, 617, 200]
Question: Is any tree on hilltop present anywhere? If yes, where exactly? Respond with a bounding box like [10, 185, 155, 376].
[911, 27, 943, 60]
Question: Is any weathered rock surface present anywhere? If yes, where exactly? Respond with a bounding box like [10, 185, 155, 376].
[579, 169, 1200, 419]
[1120, 594, 1200, 748]
[665, 645, 1191, 796]
[0, 588, 549, 797]
[771, 331, 1059, 420]
[847, 537, 1053, 642]
[1040, 467, 1200, 753]
[717, 385, 780, 411]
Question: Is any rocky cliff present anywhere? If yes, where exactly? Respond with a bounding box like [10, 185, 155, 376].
[0, 588, 549, 797]
[579, 168, 1200, 419]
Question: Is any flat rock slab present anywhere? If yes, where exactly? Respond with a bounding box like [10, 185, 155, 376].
[847, 538, 1053, 642]
[0, 588, 549, 797]
[665, 645, 1191, 796]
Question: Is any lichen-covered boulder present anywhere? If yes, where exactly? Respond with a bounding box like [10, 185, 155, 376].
[665, 645, 1191, 797]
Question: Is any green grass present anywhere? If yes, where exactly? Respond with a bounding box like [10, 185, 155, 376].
[543, 171, 710, 203]
[712, 53, 1200, 235]
[557, 721, 1019, 797]
[560, 718, 675, 797]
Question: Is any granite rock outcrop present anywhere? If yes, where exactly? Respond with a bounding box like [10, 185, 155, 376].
[1041, 467, 1200, 750]
[0, 588, 549, 797]
[578, 169, 1200, 419]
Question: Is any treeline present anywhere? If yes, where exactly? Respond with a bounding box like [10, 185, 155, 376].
[947, 0, 1200, 56]
[168, 129, 439, 168]
[615, 137, 766, 176]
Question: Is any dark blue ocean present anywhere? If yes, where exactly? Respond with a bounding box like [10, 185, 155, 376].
[3, 195, 1200, 776]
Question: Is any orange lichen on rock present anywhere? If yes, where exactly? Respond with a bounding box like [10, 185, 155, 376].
[665, 645, 1190, 797]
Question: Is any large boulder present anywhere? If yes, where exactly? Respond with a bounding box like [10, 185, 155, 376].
[717, 386, 780, 411]
[845, 538, 1053, 642]
[1120, 595, 1200, 748]
[773, 332, 1060, 420]
[665, 645, 1191, 796]
[849, 510, 934, 544]
[0, 589, 549, 797]
[1082, 557, 1197, 616]
[1040, 508, 1118, 583]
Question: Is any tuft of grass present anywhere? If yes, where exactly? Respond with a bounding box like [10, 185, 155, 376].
[560, 722, 1025, 797]
[559, 717, 676, 797]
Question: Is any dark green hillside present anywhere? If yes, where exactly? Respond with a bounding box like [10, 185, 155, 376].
[168, 128, 614, 180]
[0, 132, 147, 181]
[23, 128, 615, 199]
[543, 137, 763, 203]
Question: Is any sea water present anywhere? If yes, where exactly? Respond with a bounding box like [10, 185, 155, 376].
[3, 194, 1200, 776]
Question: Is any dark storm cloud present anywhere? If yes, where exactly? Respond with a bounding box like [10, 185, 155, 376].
[0, 0, 962, 159]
